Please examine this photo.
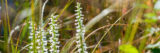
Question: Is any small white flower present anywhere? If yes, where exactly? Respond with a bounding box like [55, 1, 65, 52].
[30, 51, 33, 53]
[57, 50, 60, 53]
[76, 16, 80, 18]
[76, 29, 81, 32]
[36, 39, 40, 42]
[78, 49, 82, 52]
[30, 33, 33, 35]
[29, 46, 33, 49]
[36, 46, 40, 49]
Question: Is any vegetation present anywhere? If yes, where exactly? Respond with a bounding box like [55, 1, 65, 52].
[0, 0, 160, 53]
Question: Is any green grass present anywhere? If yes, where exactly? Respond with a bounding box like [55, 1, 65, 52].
[1, 0, 160, 53]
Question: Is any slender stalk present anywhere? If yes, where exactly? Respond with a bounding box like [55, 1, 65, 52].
[31, 0, 36, 52]
[5, 0, 10, 32]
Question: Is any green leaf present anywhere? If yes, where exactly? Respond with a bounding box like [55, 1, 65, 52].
[151, 48, 160, 53]
[136, 3, 150, 9]
[144, 13, 156, 18]
[119, 44, 139, 53]
[144, 13, 157, 23]
[61, 37, 76, 53]
[144, 18, 157, 23]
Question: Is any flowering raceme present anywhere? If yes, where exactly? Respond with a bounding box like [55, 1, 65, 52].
[28, 20, 36, 53]
[48, 15, 60, 53]
[75, 2, 88, 53]
[28, 20, 47, 53]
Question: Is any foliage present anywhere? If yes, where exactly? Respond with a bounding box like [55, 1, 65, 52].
[119, 44, 139, 53]
[0, 0, 160, 53]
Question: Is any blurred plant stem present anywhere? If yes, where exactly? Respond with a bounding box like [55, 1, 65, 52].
[123, 0, 145, 44]
[91, 6, 134, 53]
[1, 0, 10, 52]
[31, 0, 36, 52]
